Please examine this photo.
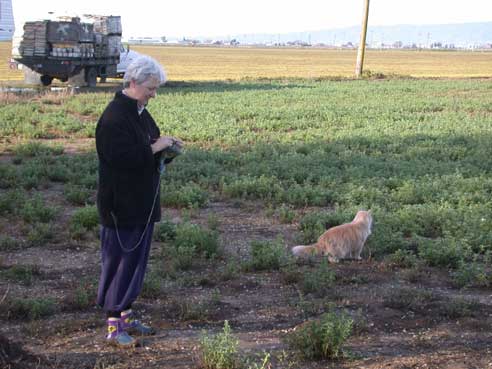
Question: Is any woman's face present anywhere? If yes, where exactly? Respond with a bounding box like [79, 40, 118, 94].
[130, 77, 160, 106]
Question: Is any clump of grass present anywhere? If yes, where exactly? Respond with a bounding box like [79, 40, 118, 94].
[0, 236, 22, 251]
[286, 310, 353, 360]
[161, 183, 208, 208]
[64, 279, 96, 311]
[199, 320, 239, 369]
[141, 269, 163, 298]
[4, 297, 57, 320]
[153, 218, 177, 242]
[300, 259, 336, 295]
[19, 195, 57, 223]
[172, 222, 220, 259]
[13, 142, 64, 158]
[1, 265, 41, 286]
[452, 261, 490, 288]
[0, 189, 25, 215]
[63, 185, 93, 205]
[418, 237, 466, 269]
[0, 165, 18, 189]
[69, 205, 99, 239]
[27, 223, 54, 246]
[243, 237, 286, 271]
[385, 249, 418, 268]
[383, 287, 435, 311]
[278, 204, 296, 224]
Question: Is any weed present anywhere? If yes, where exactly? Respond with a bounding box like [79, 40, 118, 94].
[19, 195, 56, 223]
[280, 261, 302, 285]
[27, 223, 54, 246]
[0, 236, 22, 251]
[0, 164, 18, 189]
[153, 218, 177, 242]
[172, 222, 220, 259]
[141, 270, 163, 298]
[385, 249, 418, 268]
[169, 244, 196, 271]
[161, 182, 208, 208]
[418, 237, 466, 269]
[13, 142, 63, 158]
[4, 297, 57, 320]
[218, 260, 240, 281]
[244, 237, 286, 271]
[286, 310, 353, 360]
[437, 297, 477, 319]
[70, 205, 99, 231]
[199, 320, 239, 369]
[300, 259, 336, 295]
[207, 213, 221, 231]
[64, 279, 96, 311]
[1, 265, 41, 286]
[64, 185, 93, 205]
[452, 261, 490, 288]
[175, 298, 210, 321]
[383, 287, 435, 311]
[0, 189, 24, 215]
[278, 204, 296, 224]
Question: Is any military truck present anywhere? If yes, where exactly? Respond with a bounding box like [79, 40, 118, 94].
[11, 15, 139, 87]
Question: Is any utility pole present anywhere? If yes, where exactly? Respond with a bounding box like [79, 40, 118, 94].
[355, 0, 370, 78]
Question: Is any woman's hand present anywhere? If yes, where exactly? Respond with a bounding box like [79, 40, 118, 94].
[151, 136, 183, 154]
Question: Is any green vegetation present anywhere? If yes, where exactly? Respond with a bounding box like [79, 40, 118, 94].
[199, 320, 239, 369]
[286, 310, 353, 360]
[0, 78, 491, 283]
[244, 237, 287, 271]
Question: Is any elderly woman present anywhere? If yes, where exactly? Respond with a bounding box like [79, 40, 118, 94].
[95, 55, 182, 347]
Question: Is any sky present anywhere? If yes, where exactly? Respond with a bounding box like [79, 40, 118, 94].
[10, 0, 492, 39]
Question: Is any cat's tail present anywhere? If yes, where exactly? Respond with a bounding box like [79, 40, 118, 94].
[292, 244, 317, 257]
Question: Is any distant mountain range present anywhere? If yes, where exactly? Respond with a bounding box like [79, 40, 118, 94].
[198, 22, 492, 47]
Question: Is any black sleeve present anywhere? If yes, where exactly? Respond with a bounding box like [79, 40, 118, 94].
[96, 111, 154, 170]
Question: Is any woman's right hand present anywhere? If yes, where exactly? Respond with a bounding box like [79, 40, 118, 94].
[151, 136, 182, 154]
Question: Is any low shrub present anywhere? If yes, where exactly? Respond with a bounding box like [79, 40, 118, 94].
[153, 218, 177, 242]
[161, 183, 208, 208]
[27, 223, 54, 246]
[70, 205, 99, 231]
[0, 236, 22, 251]
[286, 310, 353, 360]
[300, 259, 336, 295]
[20, 195, 57, 223]
[244, 237, 286, 271]
[4, 297, 57, 320]
[172, 222, 220, 259]
[1, 265, 41, 286]
[199, 320, 239, 369]
[64, 185, 93, 205]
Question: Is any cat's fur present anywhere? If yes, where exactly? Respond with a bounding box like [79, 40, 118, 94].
[292, 210, 373, 263]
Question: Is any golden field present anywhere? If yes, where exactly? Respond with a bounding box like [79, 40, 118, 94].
[1, 41, 492, 82]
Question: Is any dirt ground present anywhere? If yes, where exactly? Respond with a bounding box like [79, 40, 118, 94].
[1, 196, 492, 369]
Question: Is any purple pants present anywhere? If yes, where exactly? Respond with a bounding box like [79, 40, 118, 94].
[96, 224, 154, 312]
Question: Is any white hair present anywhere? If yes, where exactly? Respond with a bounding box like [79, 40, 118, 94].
[123, 55, 167, 87]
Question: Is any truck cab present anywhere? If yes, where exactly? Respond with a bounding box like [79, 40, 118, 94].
[117, 44, 142, 77]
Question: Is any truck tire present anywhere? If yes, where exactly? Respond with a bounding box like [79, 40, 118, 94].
[85, 67, 98, 87]
[40, 75, 53, 86]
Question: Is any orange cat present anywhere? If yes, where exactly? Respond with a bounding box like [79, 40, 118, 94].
[292, 210, 373, 263]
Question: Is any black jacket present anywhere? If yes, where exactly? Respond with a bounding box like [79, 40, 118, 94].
[96, 91, 163, 228]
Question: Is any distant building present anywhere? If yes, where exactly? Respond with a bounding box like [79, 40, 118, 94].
[0, 0, 15, 41]
[128, 36, 167, 45]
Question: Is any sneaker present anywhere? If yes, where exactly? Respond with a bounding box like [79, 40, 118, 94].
[120, 309, 155, 336]
[106, 318, 137, 347]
